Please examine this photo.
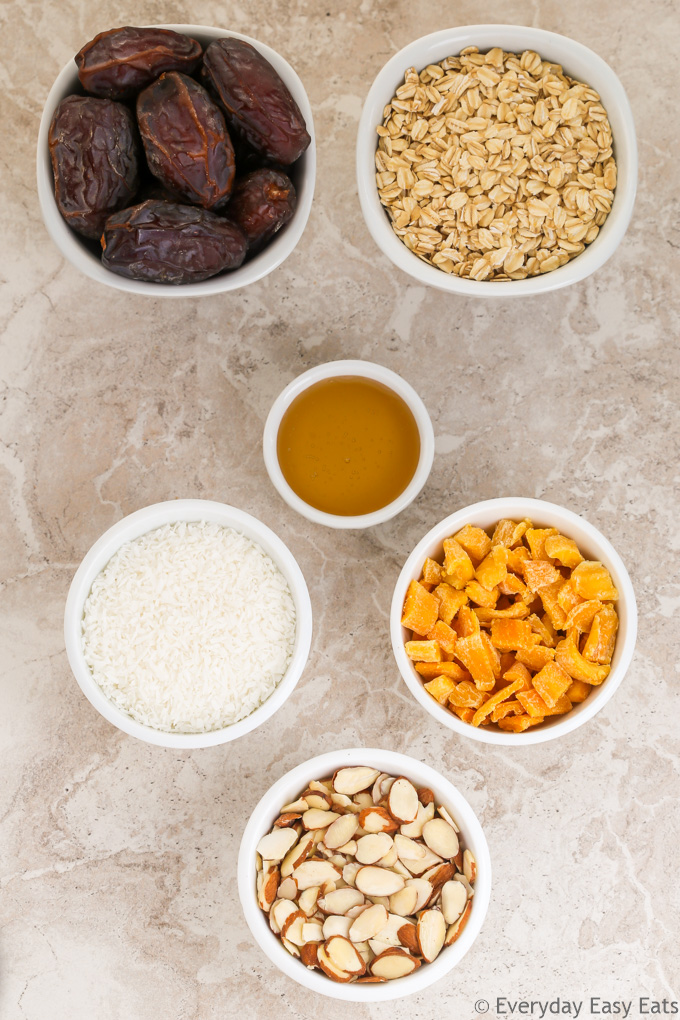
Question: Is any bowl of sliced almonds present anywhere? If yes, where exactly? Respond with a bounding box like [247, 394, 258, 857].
[238, 748, 491, 1000]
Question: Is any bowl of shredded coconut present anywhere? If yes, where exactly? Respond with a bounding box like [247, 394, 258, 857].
[64, 499, 312, 747]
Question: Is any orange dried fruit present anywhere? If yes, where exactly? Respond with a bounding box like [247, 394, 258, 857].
[544, 533, 584, 568]
[555, 635, 610, 684]
[571, 561, 618, 601]
[566, 679, 591, 703]
[525, 526, 558, 560]
[582, 604, 618, 664]
[475, 544, 509, 590]
[453, 706, 475, 724]
[426, 620, 457, 655]
[565, 599, 603, 633]
[492, 518, 530, 547]
[557, 578, 584, 614]
[423, 676, 457, 705]
[415, 661, 470, 681]
[442, 538, 475, 589]
[454, 524, 492, 563]
[471, 677, 524, 726]
[497, 714, 534, 732]
[480, 629, 501, 678]
[526, 613, 556, 647]
[401, 580, 438, 635]
[522, 559, 563, 592]
[515, 644, 556, 671]
[502, 660, 533, 691]
[454, 604, 481, 637]
[490, 699, 524, 722]
[433, 583, 468, 625]
[421, 557, 443, 585]
[531, 660, 573, 708]
[448, 680, 485, 709]
[497, 572, 530, 600]
[464, 580, 499, 608]
[455, 632, 496, 691]
[517, 689, 572, 718]
[474, 603, 530, 623]
[405, 640, 442, 662]
[490, 618, 535, 651]
[507, 546, 531, 573]
[539, 580, 568, 630]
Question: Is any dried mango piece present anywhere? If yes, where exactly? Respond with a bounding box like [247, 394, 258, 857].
[405, 640, 442, 662]
[527, 613, 556, 647]
[420, 581, 435, 592]
[454, 524, 492, 563]
[474, 603, 530, 623]
[539, 580, 568, 630]
[565, 599, 603, 633]
[532, 660, 572, 707]
[401, 580, 438, 634]
[507, 546, 531, 573]
[541, 613, 558, 645]
[582, 604, 618, 664]
[415, 661, 470, 681]
[423, 675, 457, 705]
[455, 632, 496, 691]
[497, 572, 530, 600]
[557, 579, 584, 615]
[442, 538, 475, 589]
[475, 544, 509, 590]
[498, 714, 534, 732]
[515, 644, 556, 671]
[454, 604, 481, 637]
[448, 679, 485, 709]
[522, 559, 563, 592]
[571, 561, 618, 601]
[566, 679, 591, 703]
[525, 527, 558, 560]
[499, 651, 516, 674]
[490, 618, 535, 651]
[453, 706, 475, 724]
[555, 635, 610, 684]
[503, 660, 533, 691]
[426, 620, 457, 655]
[492, 518, 530, 547]
[518, 689, 572, 717]
[421, 557, 443, 585]
[544, 533, 584, 569]
[490, 699, 524, 722]
[465, 580, 499, 608]
[471, 677, 524, 726]
[433, 583, 468, 625]
[480, 629, 501, 678]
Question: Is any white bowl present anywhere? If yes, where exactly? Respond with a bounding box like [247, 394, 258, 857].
[238, 747, 491, 1000]
[391, 497, 637, 745]
[64, 499, 312, 748]
[262, 360, 435, 529]
[357, 25, 637, 296]
[37, 24, 316, 297]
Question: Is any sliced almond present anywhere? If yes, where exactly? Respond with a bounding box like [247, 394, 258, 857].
[280, 797, 308, 813]
[422, 818, 460, 859]
[337, 839, 357, 856]
[300, 942, 320, 968]
[302, 789, 333, 811]
[371, 773, 390, 804]
[277, 875, 297, 901]
[330, 792, 356, 812]
[355, 866, 405, 897]
[454, 873, 474, 898]
[346, 902, 369, 918]
[417, 787, 435, 806]
[355, 832, 394, 865]
[323, 813, 359, 849]
[389, 885, 419, 917]
[370, 947, 421, 980]
[317, 943, 352, 982]
[463, 848, 477, 883]
[292, 859, 341, 890]
[282, 910, 307, 946]
[322, 914, 352, 940]
[367, 894, 390, 910]
[397, 921, 419, 955]
[398, 846, 443, 875]
[353, 792, 375, 810]
[392, 860, 412, 880]
[298, 885, 320, 916]
[378, 844, 398, 868]
[281, 831, 315, 877]
[302, 808, 340, 830]
[257, 863, 279, 911]
[400, 800, 435, 839]
[302, 920, 324, 943]
[359, 806, 398, 833]
[256, 827, 298, 862]
[270, 897, 298, 933]
[317, 887, 365, 915]
[424, 863, 456, 902]
[274, 812, 302, 828]
[309, 779, 333, 793]
[348, 902, 388, 943]
[441, 880, 468, 925]
[416, 908, 447, 963]
[332, 766, 380, 796]
[356, 975, 386, 983]
[394, 833, 427, 861]
[437, 803, 460, 833]
[282, 937, 300, 957]
[342, 862, 361, 887]
[445, 899, 472, 945]
[407, 878, 433, 912]
[388, 776, 419, 824]
[368, 913, 407, 949]
[324, 935, 366, 975]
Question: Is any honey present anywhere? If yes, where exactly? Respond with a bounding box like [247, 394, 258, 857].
[276, 376, 420, 517]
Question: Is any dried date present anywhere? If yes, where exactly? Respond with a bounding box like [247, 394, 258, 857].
[201, 38, 310, 165]
[101, 200, 247, 284]
[75, 26, 202, 100]
[227, 169, 296, 252]
[137, 72, 235, 210]
[48, 95, 140, 239]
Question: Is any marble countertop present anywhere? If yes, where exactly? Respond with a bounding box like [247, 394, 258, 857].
[1, 1, 679, 1017]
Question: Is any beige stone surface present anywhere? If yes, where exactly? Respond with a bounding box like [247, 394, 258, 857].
[1, 1, 679, 1017]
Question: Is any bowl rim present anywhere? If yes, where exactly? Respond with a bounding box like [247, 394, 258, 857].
[262, 359, 435, 529]
[63, 498, 313, 748]
[390, 496, 638, 745]
[237, 746, 492, 1001]
[36, 23, 316, 297]
[356, 23, 638, 297]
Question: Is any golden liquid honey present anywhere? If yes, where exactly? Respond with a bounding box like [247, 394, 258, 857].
[276, 376, 421, 516]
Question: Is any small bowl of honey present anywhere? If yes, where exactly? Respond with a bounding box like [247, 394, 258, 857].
[263, 360, 434, 529]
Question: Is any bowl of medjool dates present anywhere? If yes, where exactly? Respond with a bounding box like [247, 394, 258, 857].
[37, 25, 315, 296]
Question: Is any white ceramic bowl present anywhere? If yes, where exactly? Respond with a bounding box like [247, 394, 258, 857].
[64, 499, 312, 748]
[37, 24, 316, 297]
[238, 747, 491, 1000]
[357, 25, 638, 296]
[391, 497, 637, 745]
[262, 360, 435, 529]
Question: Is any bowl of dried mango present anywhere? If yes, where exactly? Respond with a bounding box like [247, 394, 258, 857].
[390, 497, 637, 744]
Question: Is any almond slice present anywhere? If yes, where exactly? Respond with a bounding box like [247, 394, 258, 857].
[282, 909, 307, 946]
[394, 833, 427, 861]
[441, 880, 468, 925]
[292, 859, 341, 890]
[336, 839, 357, 856]
[322, 914, 352, 940]
[348, 903, 388, 943]
[398, 846, 444, 875]
[345, 903, 369, 918]
[406, 878, 433, 912]
[437, 803, 459, 833]
[378, 844, 398, 868]
[324, 935, 366, 975]
[445, 900, 472, 946]
[298, 885, 320, 916]
[388, 885, 419, 917]
[400, 800, 435, 839]
[330, 792, 356, 812]
[302, 920, 324, 943]
[422, 818, 460, 859]
[318, 887, 365, 915]
[342, 862, 361, 887]
[353, 792, 375, 810]
[463, 848, 477, 883]
[256, 863, 279, 911]
[281, 831, 315, 877]
[277, 875, 297, 900]
[280, 797, 308, 813]
[302, 789, 333, 810]
[256, 827, 298, 862]
[359, 806, 399, 834]
[300, 942, 321, 968]
[416, 908, 447, 963]
[371, 772, 391, 804]
[332, 767, 381, 796]
[355, 866, 405, 897]
[270, 897, 298, 933]
[397, 921, 419, 955]
[355, 832, 394, 865]
[454, 873, 474, 898]
[302, 808, 340, 830]
[323, 813, 359, 849]
[370, 948, 421, 980]
[282, 937, 300, 957]
[356, 975, 387, 983]
[274, 812, 302, 828]
[317, 943, 352, 982]
[388, 777, 419, 824]
[418, 787, 435, 806]
[424, 863, 456, 903]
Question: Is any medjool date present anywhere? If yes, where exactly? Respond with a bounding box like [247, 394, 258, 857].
[75, 26, 202, 100]
[48, 95, 140, 239]
[202, 38, 310, 165]
[101, 200, 247, 283]
[137, 72, 235, 210]
[228, 169, 296, 252]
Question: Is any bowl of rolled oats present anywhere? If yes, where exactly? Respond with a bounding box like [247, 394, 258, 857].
[356, 25, 637, 295]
